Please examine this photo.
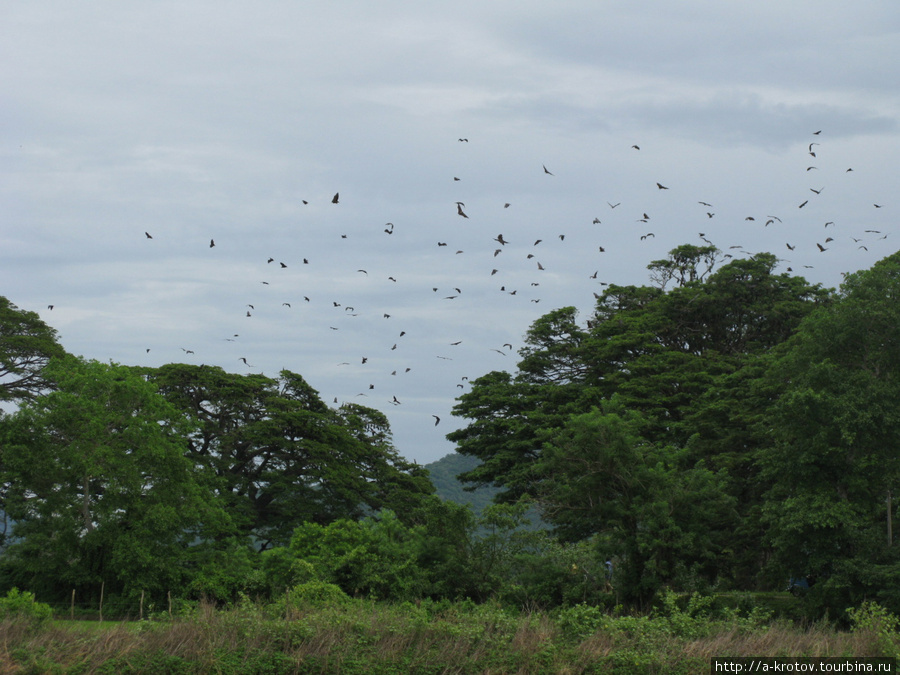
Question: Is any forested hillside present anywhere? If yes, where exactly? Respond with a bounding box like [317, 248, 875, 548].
[3, 244, 900, 619]
[424, 452, 499, 513]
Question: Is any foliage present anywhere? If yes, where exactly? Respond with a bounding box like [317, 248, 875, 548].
[0, 355, 229, 603]
[847, 601, 900, 659]
[761, 251, 900, 616]
[0, 587, 52, 624]
[0, 296, 66, 403]
[285, 580, 351, 610]
[287, 509, 431, 601]
[538, 401, 736, 607]
[450, 247, 831, 604]
[145, 364, 435, 548]
[0, 595, 894, 674]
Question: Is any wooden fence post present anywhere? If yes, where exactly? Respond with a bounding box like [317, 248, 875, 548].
[99, 581, 104, 622]
[140, 590, 145, 621]
[70, 589, 75, 621]
[168, 590, 172, 619]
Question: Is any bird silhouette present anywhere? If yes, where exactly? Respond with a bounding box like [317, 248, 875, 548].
[656, 183, 669, 190]
[432, 415, 440, 426]
[332, 193, 339, 203]
[209, 239, 215, 248]
[543, 165, 554, 175]
[457, 203, 468, 218]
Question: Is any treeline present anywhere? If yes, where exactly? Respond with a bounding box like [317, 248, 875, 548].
[450, 244, 900, 616]
[0, 297, 603, 610]
[2, 244, 900, 620]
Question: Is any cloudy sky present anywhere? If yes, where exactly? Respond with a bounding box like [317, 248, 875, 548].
[3, 1, 899, 464]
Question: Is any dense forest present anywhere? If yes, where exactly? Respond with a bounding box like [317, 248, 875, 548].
[2, 244, 900, 621]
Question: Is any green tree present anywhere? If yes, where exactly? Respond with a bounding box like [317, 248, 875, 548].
[0, 356, 226, 602]
[450, 247, 828, 593]
[539, 402, 735, 607]
[147, 364, 433, 548]
[761, 251, 900, 613]
[0, 296, 66, 402]
[287, 509, 429, 601]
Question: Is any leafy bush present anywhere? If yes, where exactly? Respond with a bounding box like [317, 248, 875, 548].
[847, 601, 900, 659]
[0, 587, 52, 624]
[285, 580, 351, 610]
[556, 602, 606, 639]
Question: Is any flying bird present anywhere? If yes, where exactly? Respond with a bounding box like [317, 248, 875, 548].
[543, 165, 554, 175]
[656, 182, 669, 190]
[494, 234, 508, 245]
[457, 202, 468, 218]
[209, 239, 215, 248]
[332, 193, 339, 203]
[145, 232, 152, 239]
[432, 415, 441, 426]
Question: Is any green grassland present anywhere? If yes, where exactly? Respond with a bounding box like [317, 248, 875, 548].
[3, 592, 898, 675]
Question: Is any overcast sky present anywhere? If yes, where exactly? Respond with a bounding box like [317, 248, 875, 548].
[3, 1, 899, 464]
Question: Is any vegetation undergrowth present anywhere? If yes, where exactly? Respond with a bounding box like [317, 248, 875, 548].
[0, 594, 895, 675]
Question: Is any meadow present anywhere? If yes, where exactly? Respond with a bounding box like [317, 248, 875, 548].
[2, 590, 898, 674]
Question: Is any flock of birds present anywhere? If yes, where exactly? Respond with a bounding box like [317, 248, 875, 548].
[41, 130, 890, 451]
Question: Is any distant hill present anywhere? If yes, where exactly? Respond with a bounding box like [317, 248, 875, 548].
[423, 452, 499, 515]
[424, 452, 549, 531]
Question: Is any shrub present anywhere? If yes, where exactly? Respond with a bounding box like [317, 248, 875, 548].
[847, 601, 900, 659]
[0, 587, 53, 624]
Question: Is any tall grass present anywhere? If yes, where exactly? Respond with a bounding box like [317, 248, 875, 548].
[0, 596, 893, 674]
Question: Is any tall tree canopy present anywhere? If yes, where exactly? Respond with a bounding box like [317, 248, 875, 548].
[146, 364, 434, 549]
[449, 246, 831, 597]
[0, 356, 225, 601]
[0, 297, 66, 402]
[761, 251, 900, 612]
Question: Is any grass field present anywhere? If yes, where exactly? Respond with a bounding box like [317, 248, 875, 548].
[2, 593, 898, 674]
